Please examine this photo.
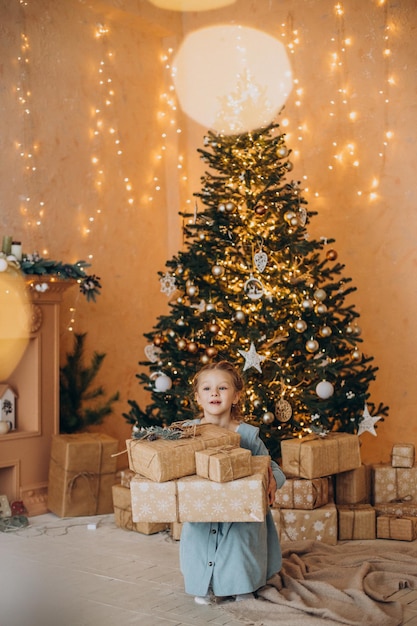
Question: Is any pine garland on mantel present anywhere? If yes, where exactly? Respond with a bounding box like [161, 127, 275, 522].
[0, 251, 101, 302]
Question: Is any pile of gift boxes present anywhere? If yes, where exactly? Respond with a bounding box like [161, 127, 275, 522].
[46, 429, 417, 543]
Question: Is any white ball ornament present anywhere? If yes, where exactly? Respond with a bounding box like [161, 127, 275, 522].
[212, 265, 225, 278]
[314, 288, 327, 301]
[302, 299, 314, 310]
[152, 373, 173, 393]
[295, 319, 307, 333]
[262, 412, 275, 424]
[316, 380, 335, 399]
[306, 339, 319, 353]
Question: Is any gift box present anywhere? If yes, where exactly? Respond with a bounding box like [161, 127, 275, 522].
[131, 475, 178, 523]
[177, 456, 270, 522]
[337, 504, 376, 540]
[335, 464, 371, 505]
[372, 464, 417, 504]
[281, 433, 361, 480]
[274, 477, 329, 510]
[195, 445, 252, 483]
[170, 522, 183, 541]
[391, 443, 415, 468]
[376, 515, 417, 541]
[47, 433, 118, 517]
[112, 484, 168, 535]
[127, 423, 240, 482]
[374, 502, 417, 517]
[274, 503, 338, 545]
[120, 468, 135, 488]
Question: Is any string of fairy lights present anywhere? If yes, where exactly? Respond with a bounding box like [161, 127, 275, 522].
[12, 1, 396, 333]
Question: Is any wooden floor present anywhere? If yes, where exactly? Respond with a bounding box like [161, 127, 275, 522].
[389, 588, 417, 625]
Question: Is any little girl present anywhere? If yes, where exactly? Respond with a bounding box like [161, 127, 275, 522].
[180, 360, 286, 604]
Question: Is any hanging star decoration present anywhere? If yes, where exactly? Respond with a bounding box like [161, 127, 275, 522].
[357, 404, 382, 436]
[238, 342, 266, 373]
[159, 273, 177, 296]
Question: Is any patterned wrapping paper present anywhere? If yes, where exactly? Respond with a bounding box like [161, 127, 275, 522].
[372, 464, 417, 504]
[377, 515, 417, 541]
[374, 502, 417, 517]
[335, 464, 372, 505]
[47, 433, 118, 518]
[130, 476, 178, 523]
[112, 484, 168, 534]
[272, 503, 338, 545]
[337, 504, 376, 540]
[177, 456, 270, 523]
[195, 446, 252, 482]
[273, 477, 329, 510]
[280, 433, 361, 480]
[127, 424, 241, 482]
[391, 443, 415, 468]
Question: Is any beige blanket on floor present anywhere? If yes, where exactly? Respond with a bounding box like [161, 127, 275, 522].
[222, 540, 417, 625]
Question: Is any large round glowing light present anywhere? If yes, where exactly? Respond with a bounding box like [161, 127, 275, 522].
[172, 25, 293, 135]
[149, 0, 236, 9]
[0, 268, 31, 380]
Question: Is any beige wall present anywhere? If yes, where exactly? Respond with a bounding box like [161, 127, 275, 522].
[1, 0, 416, 466]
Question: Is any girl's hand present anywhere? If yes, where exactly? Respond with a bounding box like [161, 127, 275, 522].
[267, 465, 277, 507]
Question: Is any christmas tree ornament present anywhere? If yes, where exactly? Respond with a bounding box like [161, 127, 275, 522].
[351, 348, 362, 361]
[235, 310, 245, 322]
[326, 249, 338, 261]
[358, 404, 382, 436]
[285, 161, 294, 172]
[315, 303, 328, 315]
[177, 339, 187, 350]
[298, 207, 307, 226]
[151, 372, 173, 393]
[306, 339, 319, 353]
[275, 398, 292, 422]
[244, 274, 264, 300]
[353, 325, 362, 336]
[277, 145, 288, 158]
[314, 288, 327, 301]
[153, 335, 163, 346]
[212, 264, 224, 277]
[254, 246, 268, 273]
[255, 205, 267, 215]
[225, 201, 235, 212]
[176, 265, 184, 274]
[284, 211, 296, 224]
[238, 341, 266, 373]
[200, 354, 210, 364]
[218, 203, 226, 212]
[206, 302, 216, 312]
[316, 380, 334, 399]
[301, 298, 314, 310]
[209, 323, 220, 334]
[346, 324, 354, 334]
[176, 317, 185, 326]
[294, 319, 307, 333]
[319, 325, 332, 337]
[160, 273, 177, 296]
[206, 346, 218, 357]
[187, 341, 199, 353]
[186, 283, 198, 297]
[262, 411, 275, 424]
[144, 344, 162, 363]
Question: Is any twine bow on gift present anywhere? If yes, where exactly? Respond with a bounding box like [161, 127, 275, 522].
[67, 471, 101, 515]
[203, 445, 237, 481]
[389, 494, 413, 504]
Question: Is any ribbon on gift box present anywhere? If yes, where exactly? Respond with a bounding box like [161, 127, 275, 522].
[196, 445, 237, 482]
[294, 432, 341, 477]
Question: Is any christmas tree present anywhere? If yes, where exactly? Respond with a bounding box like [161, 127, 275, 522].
[124, 123, 388, 459]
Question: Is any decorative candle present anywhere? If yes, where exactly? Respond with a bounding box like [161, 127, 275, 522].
[2, 236, 12, 255]
[11, 241, 22, 261]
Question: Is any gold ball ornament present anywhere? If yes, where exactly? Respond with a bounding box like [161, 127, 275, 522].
[225, 201, 235, 212]
[206, 302, 215, 312]
[284, 211, 296, 224]
[285, 161, 294, 172]
[302, 298, 314, 310]
[208, 323, 220, 334]
[295, 319, 307, 333]
[326, 249, 338, 261]
[315, 303, 328, 315]
[186, 284, 198, 297]
[314, 288, 327, 301]
[351, 348, 362, 361]
[212, 265, 224, 278]
[255, 205, 267, 216]
[319, 325, 332, 337]
[177, 339, 187, 350]
[277, 146, 289, 158]
[153, 335, 163, 346]
[235, 310, 245, 322]
[187, 341, 199, 353]
[262, 411, 275, 425]
[200, 354, 209, 364]
[206, 346, 218, 358]
[218, 203, 226, 212]
[306, 339, 319, 353]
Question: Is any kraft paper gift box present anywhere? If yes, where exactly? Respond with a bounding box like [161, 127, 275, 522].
[274, 477, 329, 510]
[275, 503, 338, 545]
[374, 502, 417, 517]
[170, 522, 183, 541]
[377, 515, 417, 541]
[112, 484, 168, 535]
[391, 443, 415, 468]
[48, 433, 118, 518]
[335, 464, 372, 505]
[337, 504, 376, 540]
[127, 423, 240, 482]
[131, 476, 178, 523]
[120, 468, 135, 488]
[195, 445, 252, 483]
[280, 433, 361, 480]
[372, 464, 417, 504]
[177, 456, 270, 523]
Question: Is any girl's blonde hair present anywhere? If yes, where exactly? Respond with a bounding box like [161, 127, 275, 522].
[192, 360, 244, 420]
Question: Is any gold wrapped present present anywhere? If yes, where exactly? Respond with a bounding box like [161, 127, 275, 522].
[130, 475, 178, 523]
[281, 433, 361, 479]
[377, 514, 417, 541]
[274, 477, 329, 510]
[335, 464, 371, 505]
[275, 503, 338, 545]
[372, 464, 417, 504]
[47, 433, 118, 518]
[127, 423, 240, 482]
[112, 484, 168, 535]
[195, 445, 252, 482]
[177, 456, 270, 523]
[120, 468, 135, 488]
[337, 504, 376, 540]
[391, 443, 415, 468]
[375, 502, 417, 517]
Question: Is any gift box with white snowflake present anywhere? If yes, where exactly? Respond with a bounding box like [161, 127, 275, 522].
[274, 476, 330, 510]
[130, 475, 178, 523]
[372, 464, 417, 504]
[271, 503, 338, 545]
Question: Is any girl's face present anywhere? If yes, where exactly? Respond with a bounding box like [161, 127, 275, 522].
[195, 369, 240, 422]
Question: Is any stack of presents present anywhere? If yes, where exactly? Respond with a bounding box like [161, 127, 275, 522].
[46, 429, 417, 543]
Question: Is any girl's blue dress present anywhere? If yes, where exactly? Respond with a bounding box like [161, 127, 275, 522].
[180, 421, 286, 597]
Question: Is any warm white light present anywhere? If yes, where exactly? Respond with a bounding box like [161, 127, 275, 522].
[148, 0, 236, 9]
[172, 25, 293, 135]
[0, 270, 31, 380]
